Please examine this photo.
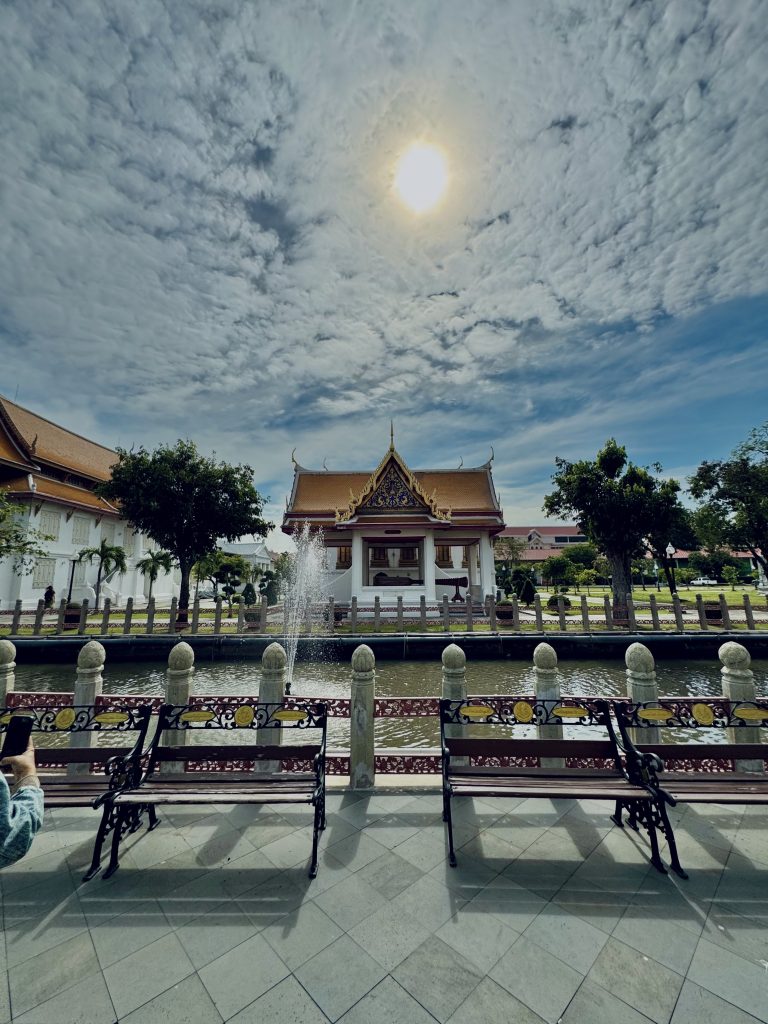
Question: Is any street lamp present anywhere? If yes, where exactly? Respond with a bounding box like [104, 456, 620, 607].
[665, 542, 677, 594]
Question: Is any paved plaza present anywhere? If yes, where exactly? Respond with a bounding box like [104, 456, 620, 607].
[1, 785, 766, 1024]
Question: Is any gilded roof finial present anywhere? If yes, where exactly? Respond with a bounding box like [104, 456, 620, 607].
[291, 447, 298, 467]
[389, 420, 395, 451]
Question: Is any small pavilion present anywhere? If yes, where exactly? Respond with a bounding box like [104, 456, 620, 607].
[282, 431, 505, 605]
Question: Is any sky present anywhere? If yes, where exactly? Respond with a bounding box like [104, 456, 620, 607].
[1, 0, 766, 551]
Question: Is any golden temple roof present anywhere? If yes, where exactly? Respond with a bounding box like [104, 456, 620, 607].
[3, 475, 119, 515]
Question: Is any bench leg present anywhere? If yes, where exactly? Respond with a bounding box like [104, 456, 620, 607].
[83, 803, 113, 882]
[444, 791, 457, 867]
[657, 802, 688, 880]
[102, 807, 128, 880]
[148, 804, 160, 831]
[632, 800, 667, 875]
[610, 800, 624, 828]
[309, 799, 322, 879]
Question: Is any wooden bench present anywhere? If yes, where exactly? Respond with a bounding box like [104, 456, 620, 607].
[0, 701, 155, 880]
[98, 699, 328, 880]
[440, 696, 678, 875]
[613, 696, 768, 878]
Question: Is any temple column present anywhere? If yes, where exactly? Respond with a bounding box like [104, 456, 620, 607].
[351, 534, 364, 600]
[479, 534, 496, 600]
[423, 533, 436, 602]
[467, 542, 477, 597]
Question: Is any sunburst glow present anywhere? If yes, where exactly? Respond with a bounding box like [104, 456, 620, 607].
[393, 143, 449, 214]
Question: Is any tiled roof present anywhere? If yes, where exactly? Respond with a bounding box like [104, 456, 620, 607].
[3, 475, 119, 515]
[289, 468, 499, 514]
[0, 396, 115, 481]
[0, 426, 32, 471]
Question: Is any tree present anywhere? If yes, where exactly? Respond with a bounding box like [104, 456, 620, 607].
[563, 543, 598, 568]
[543, 439, 686, 618]
[495, 535, 526, 566]
[688, 548, 741, 581]
[214, 555, 249, 616]
[136, 549, 174, 602]
[78, 539, 127, 611]
[689, 422, 768, 581]
[643, 502, 698, 595]
[721, 565, 740, 591]
[259, 569, 279, 606]
[0, 492, 52, 570]
[516, 574, 537, 606]
[540, 554, 575, 588]
[98, 441, 271, 622]
[574, 567, 597, 594]
[241, 581, 257, 606]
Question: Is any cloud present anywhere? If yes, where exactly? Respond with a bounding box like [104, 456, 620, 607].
[1, 0, 767, 540]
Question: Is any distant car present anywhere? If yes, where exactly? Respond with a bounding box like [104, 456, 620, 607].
[690, 577, 717, 587]
[197, 587, 215, 599]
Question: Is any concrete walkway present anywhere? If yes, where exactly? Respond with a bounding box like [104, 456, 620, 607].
[1, 787, 766, 1023]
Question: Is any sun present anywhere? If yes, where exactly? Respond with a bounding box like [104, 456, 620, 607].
[393, 142, 449, 214]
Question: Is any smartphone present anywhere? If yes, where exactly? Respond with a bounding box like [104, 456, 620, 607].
[0, 714, 35, 759]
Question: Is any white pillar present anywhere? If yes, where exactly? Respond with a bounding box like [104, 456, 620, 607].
[163, 642, 195, 769]
[69, 640, 105, 776]
[625, 642, 659, 743]
[534, 642, 562, 765]
[442, 644, 467, 764]
[350, 644, 375, 789]
[423, 533, 436, 602]
[720, 641, 762, 773]
[479, 534, 495, 600]
[351, 534, 364, 599]
[0, 640, 16, 702]
[257, 642, 287, 773]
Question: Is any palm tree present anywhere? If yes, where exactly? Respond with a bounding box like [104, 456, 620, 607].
[77, 540, 127, 612]
[136, 549, 174, 602]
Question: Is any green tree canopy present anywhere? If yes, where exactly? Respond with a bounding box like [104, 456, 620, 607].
[98, 440, 271, 618]
[78, 539, 127, 611]
[540, 554, 575, 586]
[689, 422, 768, 580]
[0, 492, 51, 570]
[543, 439, 687, 616]
[562, 543, 598, 568]
[136, 549, 174, 602]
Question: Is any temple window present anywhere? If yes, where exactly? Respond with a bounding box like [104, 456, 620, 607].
[436, 545, 452, 567]
[364, 542, 424, 586]
[336, 546, 352, 569]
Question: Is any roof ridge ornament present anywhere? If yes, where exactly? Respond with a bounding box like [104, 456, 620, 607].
[389, 420, 395, 451]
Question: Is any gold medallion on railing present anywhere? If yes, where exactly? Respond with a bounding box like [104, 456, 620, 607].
[94, 712, 129, 725]
[513, 701, 533, 723]
[234, 705, 255, 727]
[273, 709, 308, 722]
[691, 703, 715, 726]
[733, 707, 768, 722]
[553, 705, 588, 718]
[637, 708, 674, 722]
[180, 710, 215, 723]
[54, 707, 76, 730]
[460, 704, 494, 720]
[0, 712, 12, 725]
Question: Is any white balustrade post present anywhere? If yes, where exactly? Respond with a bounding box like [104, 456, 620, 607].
[257, 642, 286, 773]
[0, 640, 16, 703]
[625, 642, 659, 743]
[720, 641, 762, 773]
[163, 642, 195, 769]
[69, 640, 105, 776]
[533, 642, 562, 765]
[350, 644, 375, 789]
[442, 644, 468, 765]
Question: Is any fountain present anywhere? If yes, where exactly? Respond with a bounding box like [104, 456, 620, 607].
[282, 522, 333, 692]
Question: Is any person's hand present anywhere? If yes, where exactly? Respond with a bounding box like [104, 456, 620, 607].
[1, 740, 37, 783]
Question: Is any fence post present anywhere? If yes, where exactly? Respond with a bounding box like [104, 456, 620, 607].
[328, 598, 335, 633]
[373, 596, 381, 632]
[442, 643, 468, 765]
[556, 595, 567, 631]
[33, 599, 45, 636]
[260, 595, 269, 633]
[672, 594, 684, 632]
[534, 642, 562, 766]
[719, 594, 731, 630]
[191, 598, 200, 634]
[626, 594, 637, 632]
[603, 595, 613, 630]
[420, 595, 427, 631]
[0, 640, 16, 702]
[720, 641, 762, 773]
[77, 599, 89, 635]
[534, 594, 544, 632]
[11, 599, 22, 635]
[283, 602, 289, 636]
[304, 600, 312, 635]
[100, 597, 111, 636]
[146, 597, 155, 634]
[695, 593, 708, 630]
[465, 594, 473, 632]
[625, 643, 659, 743]
[237, 601, 245, 634]
[349, 596, 358, 634]
[168, 597, 178, 633]
[649, 594, 660, 631]
[69, 640, 105, 776]
[350, 644, 375, 789]
[56, 598, 67, 634]
[397, 596, 404, 632]
[257, 642, 286, 774]
[489, 595, 497, 632]
[213, 597, 223, 634]
[580, 595, 590, 632]
[512, 594, 520, 631]
[743, 593, 755, 631]
[443, 595, 450, 633]
[162, 642, 195, 770]
[123, 597, 134, 635]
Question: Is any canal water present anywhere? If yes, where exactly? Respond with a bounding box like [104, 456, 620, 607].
[13, 659, 768, 750]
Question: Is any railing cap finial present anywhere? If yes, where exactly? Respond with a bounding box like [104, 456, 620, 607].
[77, 639, 105, 669]
[533, 642, 557, 670]
[262, 642, 287, 670]
[625, 642, 654, 673]
[0, 639, 16, 665]
[442, 643, 466, 669]
[168, 641, 194, 671]
[719, 641, 750, 671]
[352, 644, 375, 673]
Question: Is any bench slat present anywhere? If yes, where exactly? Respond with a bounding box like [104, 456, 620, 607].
[446, 738, 616, 759]
[152, 744, 321, 762]
[115, 791, 313, 805]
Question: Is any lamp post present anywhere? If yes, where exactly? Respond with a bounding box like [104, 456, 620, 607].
[665, 542, 677, 595]
[67, 557, 78, 603]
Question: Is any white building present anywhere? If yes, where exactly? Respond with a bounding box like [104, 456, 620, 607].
[0, 396, 176, 609]
[219, 539, 272, 577]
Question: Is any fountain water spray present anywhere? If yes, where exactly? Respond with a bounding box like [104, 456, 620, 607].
[282, 523, 332, 692]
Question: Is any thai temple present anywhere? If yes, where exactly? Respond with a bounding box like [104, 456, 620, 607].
[282, 429, 505, 606]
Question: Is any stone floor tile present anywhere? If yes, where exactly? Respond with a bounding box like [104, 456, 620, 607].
[8, 930, 101, 1019]
[356, 850, 424, 899]
[457, 826, 525, 870]
[489, 935, 583, 1024]
[198, 932, 290, 1020]
[613, 903, 701, 975]
[670, 979, 765, 1024]
[175, 901, 259, 969]
[523, 903, 609, 974]
[702, 901, 768, 965]
[12, 970, 116, 1024]
[327, 830, 390, 872]
[258, 825, 319, 870]
[312, 870, 388, 931]
[337, 976, 437, 1024]
[389, 829, 449, 872]
[466, 873, 548, 931]
[0, 971, 8, 1024]
[552, 878, 631, 934]
[362, 814, 421, 850]
[295, 934, 388, 1022]
[228, 975, 329, 1024]
[587, 937, 684, 1024]
[0, 848, 76, 897]
[121, 973, 224, 1024]
[237, 870, 310, 929]
[89, 897, 172, 969]
[436, 907, 519, 973]
[561, 980, 655, 1024]
[364, 792, 426, 815]
[447, 977, 547, 1024]
[429, 852, 500, 898]
[349, 900, 432, 971]
[390, 872, 466, 933]
[687, 937, 768, 1023]
[262, 900, 343, 969]
[122, 825, 191, 869]
[102, 931, 194, 1018]
[393, 936, 483, 1023]
[4, 890, 88, 968]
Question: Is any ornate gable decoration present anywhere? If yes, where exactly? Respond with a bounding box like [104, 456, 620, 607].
[335, 446, 451, 523]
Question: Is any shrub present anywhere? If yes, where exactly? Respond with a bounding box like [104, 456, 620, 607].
[547, 594, 571, 610]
